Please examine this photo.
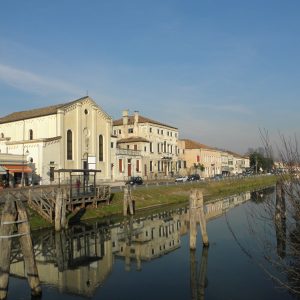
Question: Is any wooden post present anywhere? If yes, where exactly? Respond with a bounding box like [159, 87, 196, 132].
[15, 200, 42, 297]
[189, 189, 209, 249]
[123, 185, 134, 216]
[60, 189, 67, 229]
[198, 191, 209, 247]
[189, 193, 197, 250]
[55, 188, 62, 231]
[0, 198, 17, 300]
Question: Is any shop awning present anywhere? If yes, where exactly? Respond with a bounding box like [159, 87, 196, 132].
[3, 165, 32, 173]
[0, 166, 6, 174]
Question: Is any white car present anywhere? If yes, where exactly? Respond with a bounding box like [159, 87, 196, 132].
[175, 176, 189, 182]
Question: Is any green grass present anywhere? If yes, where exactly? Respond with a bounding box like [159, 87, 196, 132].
[25, 175, 278, 230]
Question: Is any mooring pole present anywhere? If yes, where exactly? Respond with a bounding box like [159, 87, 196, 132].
[0, 198, 17, 300]
[16, 200, 42, 297]
[55, 188, 63, 231]
[189, 189, 209, 249]
[123, 185, 134, 216]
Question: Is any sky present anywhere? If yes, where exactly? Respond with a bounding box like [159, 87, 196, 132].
[1, 0, 300, 154]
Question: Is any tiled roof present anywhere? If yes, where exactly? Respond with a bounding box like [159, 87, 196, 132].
[0, 96, 90, 124]
[181, 139, 214, 150]
[117, 137, 150, 143]
[113, 115, 177, 130]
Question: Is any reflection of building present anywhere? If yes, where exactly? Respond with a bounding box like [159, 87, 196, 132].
[8, 191, 252, 297]
[10, 225, 113, 297]
[0, 96, 112, 185]
[113, 212, 182, 267]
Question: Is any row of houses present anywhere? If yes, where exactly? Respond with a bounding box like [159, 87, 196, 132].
[0, 96, 249, 186]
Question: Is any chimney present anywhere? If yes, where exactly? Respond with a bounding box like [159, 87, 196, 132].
[134, 111, 139, 125]
[122, 109, 129, 125]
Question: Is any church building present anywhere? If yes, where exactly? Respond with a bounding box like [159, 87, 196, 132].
[0, 96, 112, 185]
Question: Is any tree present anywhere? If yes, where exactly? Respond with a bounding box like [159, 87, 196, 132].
[248, 150, 274, 172]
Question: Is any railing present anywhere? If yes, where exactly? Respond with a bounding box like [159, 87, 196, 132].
[116, 148, 141, 156]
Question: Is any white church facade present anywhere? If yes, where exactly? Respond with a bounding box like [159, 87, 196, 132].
[0, 96, 113, 185]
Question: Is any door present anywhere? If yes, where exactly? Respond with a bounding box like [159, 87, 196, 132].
[128, 159, 131, 177]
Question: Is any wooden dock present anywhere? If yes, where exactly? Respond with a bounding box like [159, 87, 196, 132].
[0, 184, 111, 224]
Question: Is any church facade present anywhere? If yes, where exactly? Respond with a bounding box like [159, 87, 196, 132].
[0, 96, 112, 185]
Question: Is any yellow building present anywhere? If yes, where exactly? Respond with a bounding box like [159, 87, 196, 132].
[178, 139, 222, 178]
[113, 110, 179, 180]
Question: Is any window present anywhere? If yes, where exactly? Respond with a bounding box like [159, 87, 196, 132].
[184, 161, 187, 168]
[134, 144, 137, 150]
[161, 130, 163, 135]
[157, 129, 159, 134]
[119, 129, 121, 134]
[99, 135, 103, 161]
[111, 142, 114, 148]
[197, 155, 200, 162]
[150, 142, 153, 153]
[149, 127, 152, 133]
[144, 146, 146, 152]
[29, 129, 33, 140]
[157, 143, 160, 153]
[0, 133, 4, 138]
[136, 160, 140, 172]
[164, 141, 166, 153]
[158, 161, 161, 172]
[127, 145, 130, 149]
[128, 128, 133, 133]
[114, 130, 116, 135]
[119, 159, 123, 172]
[150, 161, 153, 172]
[167, 131, 169, 136]
[67, 130, 72, 160]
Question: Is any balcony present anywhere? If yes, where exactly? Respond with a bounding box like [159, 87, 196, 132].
[116, 148, 141, 156]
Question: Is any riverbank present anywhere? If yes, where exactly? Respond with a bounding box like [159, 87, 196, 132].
[28, 175, 277, 230]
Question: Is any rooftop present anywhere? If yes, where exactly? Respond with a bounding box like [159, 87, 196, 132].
[113, 114, 178, 130]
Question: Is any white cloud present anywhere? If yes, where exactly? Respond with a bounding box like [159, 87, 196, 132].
[0, 63, 83, 96]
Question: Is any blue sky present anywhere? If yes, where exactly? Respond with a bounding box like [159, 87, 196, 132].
[1, 0, 299, 154]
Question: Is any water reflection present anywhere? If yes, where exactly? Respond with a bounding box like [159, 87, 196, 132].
[7, 191, 252, 298]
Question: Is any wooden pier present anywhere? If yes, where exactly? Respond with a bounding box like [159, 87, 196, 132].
[0, 184, 111, 225]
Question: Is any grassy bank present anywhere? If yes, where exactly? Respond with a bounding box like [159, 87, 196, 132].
[27, 175, 277, 230]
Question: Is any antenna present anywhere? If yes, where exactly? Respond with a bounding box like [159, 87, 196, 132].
[86, 90, 89, 96]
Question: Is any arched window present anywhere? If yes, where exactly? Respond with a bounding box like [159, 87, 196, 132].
[29, 129, 33, 140]
[99, 135, 103, 161]
[67, 130, 73, 160]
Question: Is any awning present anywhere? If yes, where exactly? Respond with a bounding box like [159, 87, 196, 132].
[0, 166, 6, 175]
[3, 165, 32, 173]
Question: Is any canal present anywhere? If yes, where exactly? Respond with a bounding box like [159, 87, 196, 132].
[4, 186, 299, 299]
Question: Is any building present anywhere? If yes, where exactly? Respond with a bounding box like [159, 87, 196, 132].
[112, 110, 179, 180]
[0, 96, 112, 185]
[178, 139, 222, 178]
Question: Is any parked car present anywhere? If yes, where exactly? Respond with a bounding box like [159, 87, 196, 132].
[213, 174, 223, 180]
[175, 176, 189, 183]
[188, 174, 201, 181]
[126, 176, 143, 185]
